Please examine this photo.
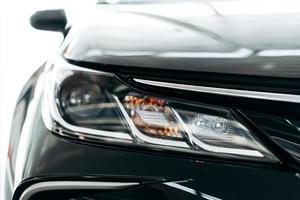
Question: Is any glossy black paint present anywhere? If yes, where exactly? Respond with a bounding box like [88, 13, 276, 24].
[30, 9, 67, 34]
[5, 1, 300, 200]
[64, 1, 300, 79]
[244, 111, 300, 163]
[67, 58, 300, 94]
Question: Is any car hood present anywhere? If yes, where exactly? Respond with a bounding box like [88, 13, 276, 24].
[63, 0, 300, 78]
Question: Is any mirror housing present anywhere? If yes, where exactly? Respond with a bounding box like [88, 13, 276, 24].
[30, 9, 67, 34]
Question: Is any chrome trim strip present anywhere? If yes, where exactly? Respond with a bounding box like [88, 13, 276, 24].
[19, 181, 139, 200]
[134, 79, 300, 103]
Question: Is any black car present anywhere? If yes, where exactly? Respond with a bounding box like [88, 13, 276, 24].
[4, 1, 300, 199]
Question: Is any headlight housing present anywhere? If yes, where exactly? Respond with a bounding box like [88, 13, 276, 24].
[42, 57, 277, 162]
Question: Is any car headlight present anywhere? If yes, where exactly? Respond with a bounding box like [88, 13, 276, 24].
[42, 57, 277, 162]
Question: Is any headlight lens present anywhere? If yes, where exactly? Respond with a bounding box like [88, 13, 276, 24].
[42, 58, 277, 162]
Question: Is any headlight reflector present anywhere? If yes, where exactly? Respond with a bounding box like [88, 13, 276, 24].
[42, 58, 277, 162]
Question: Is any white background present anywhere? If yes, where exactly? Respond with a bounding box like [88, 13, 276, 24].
[0, 0, 93, 196]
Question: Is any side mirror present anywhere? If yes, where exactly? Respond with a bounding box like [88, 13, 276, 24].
[30, 9, 67, 34]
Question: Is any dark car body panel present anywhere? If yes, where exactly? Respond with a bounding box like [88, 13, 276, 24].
[7, 92, 300, 200]
[5, 1, 300, 200]
[6, 62, 300, 200]
[64, 1, 300, 78]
